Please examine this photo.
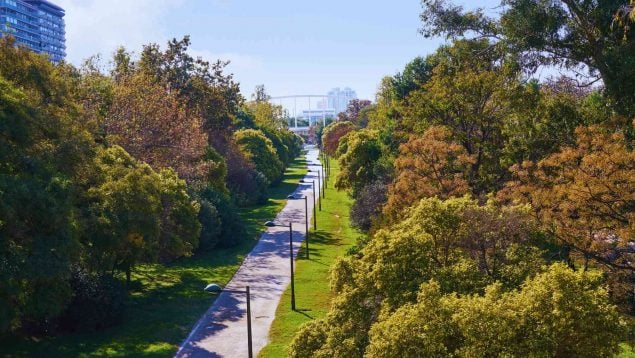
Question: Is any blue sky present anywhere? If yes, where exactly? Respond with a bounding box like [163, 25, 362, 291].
[57, 0, 500, 100]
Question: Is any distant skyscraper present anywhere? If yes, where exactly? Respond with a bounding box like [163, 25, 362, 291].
[0, 0, 66, 62]
[327, 87, 357, 115]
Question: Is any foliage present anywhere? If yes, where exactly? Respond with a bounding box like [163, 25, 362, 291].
[0, 42, 95, 334]
[420, 0, 635, 117]
[502, 125, 635, 273]
[57, 268, 127, 333]
[391, 56, 434, 100]
[321, 121, 355, 156]
[233, 128, 284, 183]
[384, 126, 473, 218]
[197, 187, 245, 249]
[335, 129, 384, 197]
[403, 39, 520, 193]
[84, 146, 201, 282]
[106, 73, 208, 183]
[367, 264, 624, 357]
[349, 181, 387, 232]
[337, 99, 373, 127]
[293, 196, 543, 355]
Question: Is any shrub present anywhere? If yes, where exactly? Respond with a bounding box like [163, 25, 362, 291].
[57, 269, 127, 333]
[233, 129, 284, 183]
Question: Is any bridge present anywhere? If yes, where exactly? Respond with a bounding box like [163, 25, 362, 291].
[269, 94, 354, 143]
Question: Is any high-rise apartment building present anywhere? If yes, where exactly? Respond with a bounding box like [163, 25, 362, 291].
[0, 0, 66, 62]
[327, 87, 357, 115]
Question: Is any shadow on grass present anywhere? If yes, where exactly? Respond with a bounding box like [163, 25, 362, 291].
[297, 230, 339, 262]
[0, 155, 310, 358]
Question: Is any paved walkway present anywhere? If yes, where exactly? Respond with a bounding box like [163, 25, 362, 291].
[175, 147, 322, 358]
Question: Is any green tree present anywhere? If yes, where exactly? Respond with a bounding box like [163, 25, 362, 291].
[233, 129, 284, 183]
[403, 39, 520, 193]
[335, 129, 384, 197]
[367, 264, 624, 357]
[85, 146, 200, 284]
[0, 40, 95, 333]
[420, 0, 635, 117]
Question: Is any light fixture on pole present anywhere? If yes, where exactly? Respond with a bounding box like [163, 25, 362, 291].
[287, 195, 310, 259]
[264, 221, 296, 310]
[203, 284, 253, 358]
[301, 179, 320, 215]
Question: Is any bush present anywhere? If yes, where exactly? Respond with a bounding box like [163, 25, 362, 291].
[197, 199, 223, 251]
[57, 269, 127, 333]
[233, 129, 284, 183]
[227, 166, 269, 206]
[289, 319, 329, 358]
[350, 182, 387, 232]
[198, 188, 245, 248]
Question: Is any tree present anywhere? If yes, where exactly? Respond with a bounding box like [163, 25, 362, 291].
[293, 196, 542, 356]
[233, 129, 284, 183]
[106, 74, 209, 183]
[402, 39, 520, 193]
[85, 146, 200, 284]
[391, 56, 435, 100]
[0, 40, 95, 334]
[350, 182, 388, 232]
[367, 264, 624, 357]
[420, 0, 635, 117]
[501, 77, 597, 168]
[384, 126, 473, 218]
[335, 129, 384, 197]
[337, 99, 373, 126]
[252, 84, 271, 102]
[321, 121, 355, 156]
[502, 125, 635, 273]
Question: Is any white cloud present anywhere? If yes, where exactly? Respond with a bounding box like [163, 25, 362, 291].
[55, 0, 185, 65]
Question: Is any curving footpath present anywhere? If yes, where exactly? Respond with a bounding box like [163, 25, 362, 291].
[175, 147, 322, 358]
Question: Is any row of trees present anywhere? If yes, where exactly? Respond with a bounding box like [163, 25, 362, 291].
[294, 0, 634, 355]
[0, 36, 301, 335]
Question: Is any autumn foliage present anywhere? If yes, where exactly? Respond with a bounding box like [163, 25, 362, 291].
[385, 126, 473, 217]
[321, 121, 355, 156]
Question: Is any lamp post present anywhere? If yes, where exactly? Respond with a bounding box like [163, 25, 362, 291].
[287, 195, 310, 259]
[204, 284, 253, 358]
[314, 163, 327, 190]
[301, 179, 320, 214]
[310, 167, 325, 198]
[264, 221, 296, 310]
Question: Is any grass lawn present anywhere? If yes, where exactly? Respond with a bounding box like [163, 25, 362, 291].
[1, 156, 307, 358]
[259, 157, 359, 358]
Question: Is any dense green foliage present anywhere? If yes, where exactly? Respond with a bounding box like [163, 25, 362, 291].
[0, 35, 302, 338]
[292, 2, 635, 354]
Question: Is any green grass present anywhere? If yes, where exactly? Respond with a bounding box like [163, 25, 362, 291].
[259, 158, 359, 358]
[1, 156, 308, 358]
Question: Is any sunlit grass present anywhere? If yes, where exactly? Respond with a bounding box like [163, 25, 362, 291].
[1, 156, 307, 358]
[259, 158, 359, 358]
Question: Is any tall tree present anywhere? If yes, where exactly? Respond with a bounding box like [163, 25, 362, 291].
[420, 0, 635, 117]
[106, 74, 209, 183]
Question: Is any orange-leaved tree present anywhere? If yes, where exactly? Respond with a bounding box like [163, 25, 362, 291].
[501, 125, 635, 271]
[384, 126, 474, 218]
[322, 121, 355, 156]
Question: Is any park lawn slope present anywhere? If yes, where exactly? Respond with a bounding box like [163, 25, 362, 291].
[259, 157, 359, 358]
[1, 156, 307, 358]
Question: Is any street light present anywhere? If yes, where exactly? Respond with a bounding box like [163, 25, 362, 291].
[301, 179, 320, 214]
[312, 163, 326, 190]
[264, 221, 296, 310]
[310, 167, 325, 198]
[204, 284, 253, 358]
[287, 194, 310, 259]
